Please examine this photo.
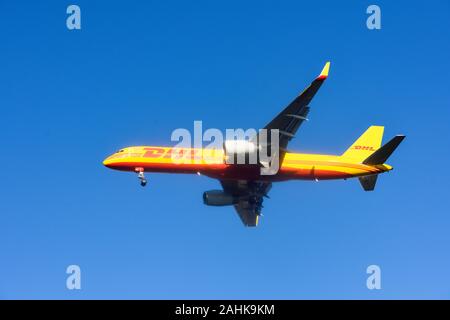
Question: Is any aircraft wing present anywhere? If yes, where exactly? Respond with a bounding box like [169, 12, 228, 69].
[257, 62, 330, 162]
[220, 180, 272, 227]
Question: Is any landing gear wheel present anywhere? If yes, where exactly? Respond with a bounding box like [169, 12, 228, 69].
[135, 167, 147, 187]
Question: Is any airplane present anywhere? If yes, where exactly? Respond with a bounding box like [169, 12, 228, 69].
[103, 62, 405, 227]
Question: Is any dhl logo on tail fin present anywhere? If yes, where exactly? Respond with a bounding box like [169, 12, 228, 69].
[341, 126, 384, 163]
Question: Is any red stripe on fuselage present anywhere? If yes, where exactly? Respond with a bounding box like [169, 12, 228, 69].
[104, 160, 362, 181]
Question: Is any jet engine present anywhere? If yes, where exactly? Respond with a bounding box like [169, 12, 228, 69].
[203, 190, 237, 206]
[223, 140, 258, 155]
[223, 140, 259, 165]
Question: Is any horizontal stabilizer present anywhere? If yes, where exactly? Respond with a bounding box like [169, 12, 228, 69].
[359, 175, 378, 191]
[363, 135, 405, 165]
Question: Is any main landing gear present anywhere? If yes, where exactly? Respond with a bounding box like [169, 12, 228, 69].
[135, 167, 147, 187]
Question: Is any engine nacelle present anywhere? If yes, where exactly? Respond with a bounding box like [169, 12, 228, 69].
[223, 140, 258, 155]
[203, 190, 237, 206]
[223, 140, 259, 165]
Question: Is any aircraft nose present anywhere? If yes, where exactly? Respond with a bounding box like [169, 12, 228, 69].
[103, 155, 114, 167]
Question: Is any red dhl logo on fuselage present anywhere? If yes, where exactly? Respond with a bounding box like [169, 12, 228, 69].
[352, 145, 376, 151]
[143, 147, 197, 158]
[142, 147, 221, 160]
[106, 147, 198, 160]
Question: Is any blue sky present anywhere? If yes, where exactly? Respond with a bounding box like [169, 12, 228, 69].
[1, 1, 449, 299]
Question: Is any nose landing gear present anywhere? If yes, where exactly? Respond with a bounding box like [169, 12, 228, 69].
[139, 176, 147, 187]
[135, 167, 147, 187]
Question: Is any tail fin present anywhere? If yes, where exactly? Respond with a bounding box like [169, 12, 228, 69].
[363, 135, 405, 165]
[341, 126, 384, 162]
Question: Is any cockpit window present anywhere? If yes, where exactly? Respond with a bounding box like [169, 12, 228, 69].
[118, 149, 125, 153]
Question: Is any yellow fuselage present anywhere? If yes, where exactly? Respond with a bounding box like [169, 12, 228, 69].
[103, 146, 392, 181]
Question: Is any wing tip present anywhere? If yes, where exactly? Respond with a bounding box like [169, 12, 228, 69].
[317, 61, 331, 80]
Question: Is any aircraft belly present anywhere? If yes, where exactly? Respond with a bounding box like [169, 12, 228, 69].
[106, 158, 375, 181]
